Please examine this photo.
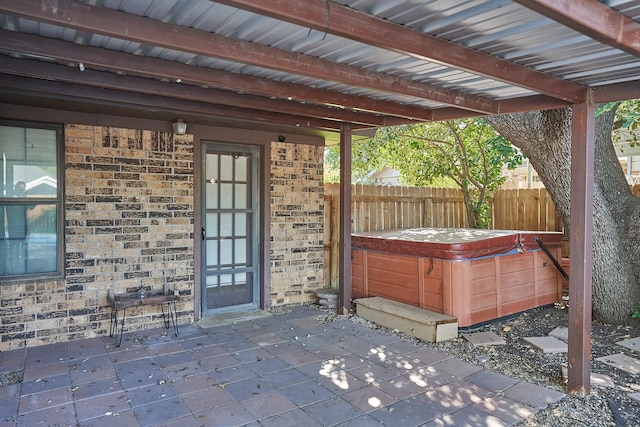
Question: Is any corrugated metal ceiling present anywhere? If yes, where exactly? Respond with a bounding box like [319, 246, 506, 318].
[0, 0, 638, 132]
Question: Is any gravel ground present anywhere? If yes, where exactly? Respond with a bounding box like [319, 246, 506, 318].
[0, 370, 22, 389]
[312, 303, 640, 427]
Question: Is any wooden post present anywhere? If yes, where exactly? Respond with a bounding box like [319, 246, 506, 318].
[568, 100, 595, 395]
[423, 189, 433, 227]
[330, 190, 340, 288]
[338, 123, 353, 315]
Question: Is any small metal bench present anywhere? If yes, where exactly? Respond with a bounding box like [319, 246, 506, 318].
[108, 289, 179, 347]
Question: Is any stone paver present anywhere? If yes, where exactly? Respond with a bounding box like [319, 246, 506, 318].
[548, 326, 569, 341]
[341, 385, 397, 413]
[503, 380, 565, 409]
[465, 369, 519, 393]
[595, 353, 640, 375]
[474, 396, 536, 425]
[523, 336, 568, 353]
[560, 367, 616, 388]
[590, 373, 616, 389]
[432, 357, 484, 378]
[303, 396, 364, 425]
[616, 336, 640, 353]
[424, 405, 509, 427]
[0, 305, 565, 426]
[462, 331, 506, 346]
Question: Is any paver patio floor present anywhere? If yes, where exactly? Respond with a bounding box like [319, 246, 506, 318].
[0, 305, 564, 426]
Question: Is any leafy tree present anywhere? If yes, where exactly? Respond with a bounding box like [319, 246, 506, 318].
[487, 100, 640, 325]
[350, 119, 522, 228]
[323, 145, 341, 183]
[598, 99, 640, 144]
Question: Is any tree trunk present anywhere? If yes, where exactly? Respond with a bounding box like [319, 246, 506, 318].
[488, 108, 640, 325]
[459, 181, 478, 228]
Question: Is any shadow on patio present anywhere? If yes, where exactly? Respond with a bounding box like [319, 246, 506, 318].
[0, 305, 564, 426]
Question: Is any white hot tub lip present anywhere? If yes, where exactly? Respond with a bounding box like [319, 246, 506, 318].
[353, 228, 519, 244]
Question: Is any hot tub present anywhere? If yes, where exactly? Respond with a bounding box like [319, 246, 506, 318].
[351, 228, 564, 327]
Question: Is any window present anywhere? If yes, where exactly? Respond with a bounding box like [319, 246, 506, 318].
[0, 122, 63, 279]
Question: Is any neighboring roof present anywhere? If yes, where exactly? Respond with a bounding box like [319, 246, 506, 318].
[0, 0, 639, 142]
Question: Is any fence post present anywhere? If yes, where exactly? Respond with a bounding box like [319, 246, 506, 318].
[423, 188, 433, 227]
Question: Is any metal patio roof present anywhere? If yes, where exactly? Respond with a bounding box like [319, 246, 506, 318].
[0, 0, 639, 141]
[1, 0, 639, 396]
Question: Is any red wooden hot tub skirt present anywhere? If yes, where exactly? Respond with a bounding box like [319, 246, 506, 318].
[351, 228, 564, 328]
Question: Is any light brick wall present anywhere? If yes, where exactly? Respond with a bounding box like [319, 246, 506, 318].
[0, 127, 326, 350]
[0, 125, 195, 350]
[270, 142, 325, 305]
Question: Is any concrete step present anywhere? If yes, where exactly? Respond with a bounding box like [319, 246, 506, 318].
[355, 296, 458, 343]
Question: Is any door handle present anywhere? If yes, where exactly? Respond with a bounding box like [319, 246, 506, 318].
[202, 227, 206, 240]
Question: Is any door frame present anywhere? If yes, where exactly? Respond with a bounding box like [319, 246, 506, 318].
[192, 127, 271, 321]
[200, 142, 259, 316]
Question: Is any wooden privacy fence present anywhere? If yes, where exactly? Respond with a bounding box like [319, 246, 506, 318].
[323, 184, 563, 287]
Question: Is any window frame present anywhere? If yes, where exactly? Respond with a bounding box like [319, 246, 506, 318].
[0, 120, 65, 281]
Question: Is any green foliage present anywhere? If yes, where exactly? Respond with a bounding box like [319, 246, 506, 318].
[323, 145, 340, 183]
[597, 99, 640, 146]
[351, 118, 522, 228]
[633, 304, 640, 319]
[324, 144, 373, 183]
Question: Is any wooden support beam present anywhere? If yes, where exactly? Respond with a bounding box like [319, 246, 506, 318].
[338, 123, 353, 315]
[0, 74, 342, 130]
[0, 0, 498, 114]
[0, 30, 434, 122]
[218, 0, 587, 103]
[0, 56, 405, 127]
[567, 100, 595, 395]
[593, 80, 640, 103]
[514, 0, 640, 58]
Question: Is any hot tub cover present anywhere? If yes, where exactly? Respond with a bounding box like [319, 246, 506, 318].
[351, 228, 563, 260]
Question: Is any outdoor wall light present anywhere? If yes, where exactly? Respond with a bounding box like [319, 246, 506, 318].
[172, 119, 187, 135]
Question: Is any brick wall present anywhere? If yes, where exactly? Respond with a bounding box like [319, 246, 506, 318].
[0, 128, 326, 350]
[269, 142, 325, 305]
[0, 125, 195, 350]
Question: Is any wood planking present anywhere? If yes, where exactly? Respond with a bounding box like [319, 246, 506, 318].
[469, 258, 498, 315]
[366, 252, 420, 305]
[422, 258, 444, 312]
[351, 249, 365, 299]
[325, 184, 562, 237]
[353, 245, 563, 327]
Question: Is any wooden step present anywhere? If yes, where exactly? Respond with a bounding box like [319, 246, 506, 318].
[355, 297, 458, 343]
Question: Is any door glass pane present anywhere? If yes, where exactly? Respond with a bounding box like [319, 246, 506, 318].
[205, 153, 218, 181]
[206, 213, 218, 236]
[206, 275, 218, 288]
[235, 272, 246, 285]
[220, 274, 233, 287]
[235, 238, 246, 265]
[235, 183, 247, 209]
[234, 213, 246, 235]
[220, 239, 232, 265]
[205, 182, 218, 209]
[235, 156, 247, 182]
[220, 183, 233, 209]
[206, 240, 218, 266]
[220, 213, 233, 237]
[220, 155, 233, 181]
